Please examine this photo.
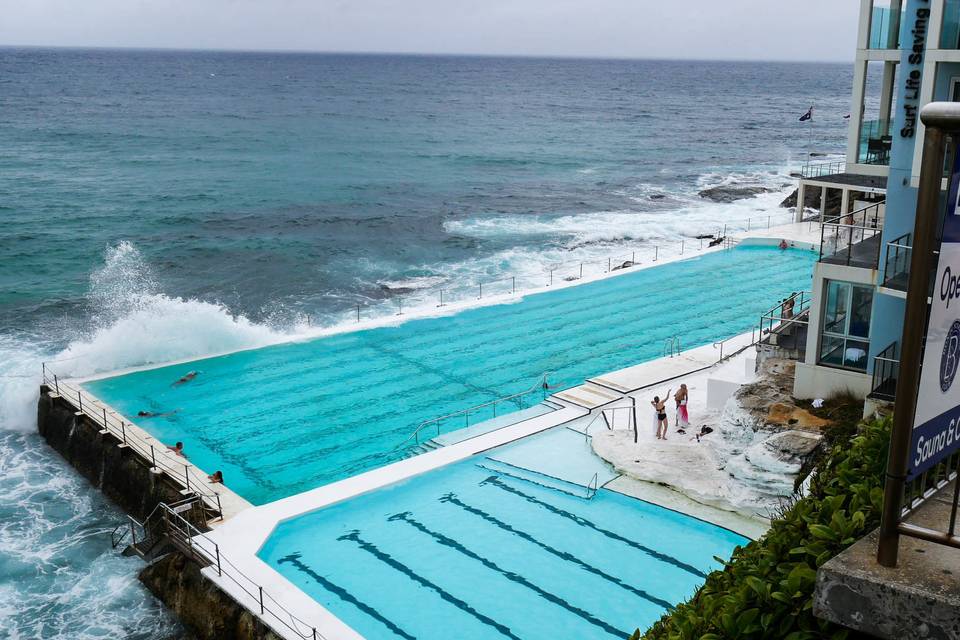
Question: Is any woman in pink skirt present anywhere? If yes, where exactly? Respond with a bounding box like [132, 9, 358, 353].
[674, 384, 689, 430]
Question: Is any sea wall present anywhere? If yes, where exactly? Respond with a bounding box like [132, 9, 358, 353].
[139, 552, 284, 640]
[36, 386, 185, 521]
[37, 386, 279, 639]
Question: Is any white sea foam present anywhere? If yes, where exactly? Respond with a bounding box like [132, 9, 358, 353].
[0, 242, 314, 433]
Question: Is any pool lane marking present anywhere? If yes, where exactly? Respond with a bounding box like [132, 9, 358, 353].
[388, 512, 630, 639]
[481, 476, 707, 579]
[337, 530, 523, 640]
[439, 493, 674, 611]
[276, 551, 415, 640]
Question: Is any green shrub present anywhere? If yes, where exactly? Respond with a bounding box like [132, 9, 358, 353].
[636, 416, 891, 640]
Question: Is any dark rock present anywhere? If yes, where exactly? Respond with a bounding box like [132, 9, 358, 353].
[140, 553, 283, 640]
[698, 185, 774, 203]
[780, 186, 842, 214]
[650, 194, 666, 200]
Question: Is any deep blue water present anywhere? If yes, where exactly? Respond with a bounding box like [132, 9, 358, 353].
[0, 48, 850, 638]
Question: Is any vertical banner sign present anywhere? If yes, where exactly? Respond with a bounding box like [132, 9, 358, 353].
[910, 149, 960, 479]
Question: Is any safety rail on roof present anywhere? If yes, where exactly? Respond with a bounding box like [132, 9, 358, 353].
[40, 364, 224, 521]
[819, 201, 885, 268]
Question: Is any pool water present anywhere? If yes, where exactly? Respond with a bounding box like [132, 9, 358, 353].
[84, 246, 814, 504]
[258, 448, 748, 640]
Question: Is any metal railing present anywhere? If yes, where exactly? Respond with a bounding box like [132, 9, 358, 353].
[870, 341, 899, 402]
[129, 501, 327, 640]
[41, 365, 224, 520]
[402, 371, 554, 446]
[819, 201, 884, 268]
[756, 291, 810, 360]
[882, 233, 912, 290]
[347, 209, 799, 325]
[662, 336, 681, 358]
[586, 472, 600, 499]
[801, 160, 846, 179]
[582, 398, 640, 443]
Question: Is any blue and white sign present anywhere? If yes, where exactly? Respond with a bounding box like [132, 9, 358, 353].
[910, 150, 960, 478]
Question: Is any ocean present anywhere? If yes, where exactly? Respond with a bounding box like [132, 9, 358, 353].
[0, 48, 851, 638]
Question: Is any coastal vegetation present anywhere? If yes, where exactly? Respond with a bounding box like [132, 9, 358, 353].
[636, 408, 890, 640]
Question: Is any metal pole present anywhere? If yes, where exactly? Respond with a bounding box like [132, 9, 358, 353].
[150, 445, 156, 469]
[549, 269, 554, 286]
[607, 257, 611, 272]
[121, 421, 127, 444]
[216, 544, 222, 576]
[579, 263, 583, 279]
[397, 298, 402, 316]
[439, 289, 444, 307]
[185, 464, 190, 491]
[259, 586, 264, 614]
[356, 304, 360, 323]
[631, 397, 638, 444]
[632, 251, 635, 264]
[723, 223, 727, 237]
[479, 282, 482, 299]
[747, 217, 751, 231]
[103, 408, 108, 428]
[654, 246, 658, 261]
[767, 215, 771, 229]
[78, 391, 82, 412]
[877, 121, 947, 568]
[54, 374, 59, 395]
[512, 276, 515, 294]
[680, 239, 684, 255]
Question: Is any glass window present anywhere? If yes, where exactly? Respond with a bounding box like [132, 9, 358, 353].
[819, 280, 874, 372]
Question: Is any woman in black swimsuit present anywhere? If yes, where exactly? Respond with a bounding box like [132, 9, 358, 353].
[651, 389, 671, 440]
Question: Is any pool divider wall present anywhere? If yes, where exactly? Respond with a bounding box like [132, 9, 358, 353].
[37, 386, 282, 640]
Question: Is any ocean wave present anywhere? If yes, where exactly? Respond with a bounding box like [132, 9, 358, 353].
[0, 242, 314, 434]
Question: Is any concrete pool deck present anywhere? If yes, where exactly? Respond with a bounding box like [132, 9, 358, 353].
[47, 220, 819, 640]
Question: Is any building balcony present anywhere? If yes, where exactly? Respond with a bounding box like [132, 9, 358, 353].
[882, 233, 911, 291]
[869, 341, 899, 401]
[857, 119, 892, 166]
[819, 202, 884, 269]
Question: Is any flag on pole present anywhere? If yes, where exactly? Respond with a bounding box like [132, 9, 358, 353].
[799, 106, 813, 122]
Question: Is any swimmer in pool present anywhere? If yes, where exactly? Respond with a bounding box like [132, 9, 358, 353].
[167, 441, 185, 457]
[137, 409, 179, 418]
[172, 371, 199, 386]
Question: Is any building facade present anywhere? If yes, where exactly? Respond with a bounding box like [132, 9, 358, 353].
[793, 0, 960, 406]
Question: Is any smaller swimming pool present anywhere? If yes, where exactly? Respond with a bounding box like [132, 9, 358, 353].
[258, 431, 747, 640]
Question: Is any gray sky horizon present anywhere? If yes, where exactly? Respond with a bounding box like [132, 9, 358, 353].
[0, 1, 859, 63]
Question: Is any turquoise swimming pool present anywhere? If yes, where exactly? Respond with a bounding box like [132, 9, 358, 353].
[258, 437, 748, 640]
[84, 246, 814, 504]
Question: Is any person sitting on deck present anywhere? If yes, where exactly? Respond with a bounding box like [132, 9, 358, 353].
[208, 470, 223, 484]
[168, 441, 185, 457]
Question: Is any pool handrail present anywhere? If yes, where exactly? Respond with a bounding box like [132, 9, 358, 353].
[123, 499, 328, 640]
[400, 371, 556, 447]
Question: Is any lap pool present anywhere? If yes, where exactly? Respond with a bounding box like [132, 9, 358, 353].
[83, 246, 814, 504]
[257, 432, 749, 640]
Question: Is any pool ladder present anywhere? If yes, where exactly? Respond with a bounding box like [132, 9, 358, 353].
[662, 336, 681, 358]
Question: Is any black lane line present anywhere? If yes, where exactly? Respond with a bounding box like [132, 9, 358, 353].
[276, 552, 416, 640]
[440, 493, 673, 611]
[337, 530, 521, 640]
[481, 476, 707, 579]
[389, 512, 630, 639]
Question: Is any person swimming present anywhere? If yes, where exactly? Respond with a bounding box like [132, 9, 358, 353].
[167, 441, 185, 457]
[208, 470, 223, 484]
[172, 371, 199, 386]
[137, 409, 179, 418]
